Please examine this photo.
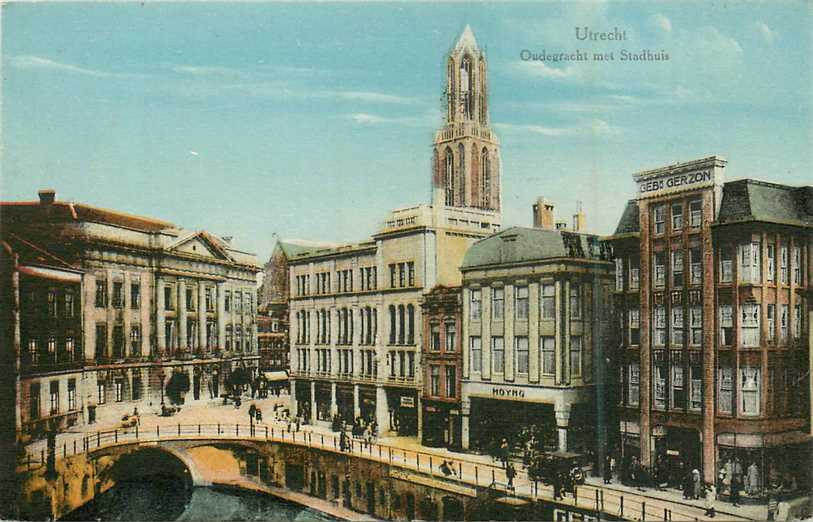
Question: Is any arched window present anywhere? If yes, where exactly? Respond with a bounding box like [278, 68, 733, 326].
[447, 59, 455, 122]
[460, 56, 473, 119]
[444, 148, 455, 206]
[480, 148, 491, 209]
[389, 305, 396, 345]
[457, 143, 466, 205]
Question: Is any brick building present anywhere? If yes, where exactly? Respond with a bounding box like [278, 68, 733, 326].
[608, 156, 810, 499]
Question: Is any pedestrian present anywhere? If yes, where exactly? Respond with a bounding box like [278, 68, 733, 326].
[249, 403, 257, 420]
[767, 491, 778, 521]
[683, 469, 693, 499]
[500, 438, 509, 468]
[552, 472, 563, 500]
[692, 469, 703, 500]
[746, 462, 760, 496]
[730, 473, 742, 507]
[704, 483, 717, 518]
[506, 462, 516, 490]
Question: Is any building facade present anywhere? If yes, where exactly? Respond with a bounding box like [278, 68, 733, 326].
[609, 157, 811, 499]
[460, 224, 614, 457]
[1, 190, 260, 432]
[419, 285, 463, 449]
[288, 26, 502, 437]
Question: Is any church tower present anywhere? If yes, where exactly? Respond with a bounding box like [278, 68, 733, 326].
[432, 25, 501, 213]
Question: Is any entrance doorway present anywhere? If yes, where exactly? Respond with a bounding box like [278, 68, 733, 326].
[366, 481, 375, 515]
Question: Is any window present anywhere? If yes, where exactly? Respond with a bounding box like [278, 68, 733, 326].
[132, 374, 141, 401]
[235, 292, 242, 313]
[95, 279, 107, 308]
[30, 383, 40, 419]
[113, 326, 124, 358]
[491, 337, 504, 374]
[671, 363, 684, 409]
[541, 284, 555, 319]
[672, 250, 684, 287]
[740, 367, 760, 416]
[540, 336, 555, 376]
[388, 306, 396, 344]
[491, 288, 504, 321]
[629, 308, 640, 345]
[654, 306, 667, 346]
[740, 303, 760, 347]
[47, 337, 56, 363]
[112, 282, 123, 308]
[390, 265, 397, 288]
[515, 286, 529, 320]
[446, 366, 456, 397]
[654, 360, 667, 409]
[235, 325, 243, 351]
[793, 305, 802, 339]
[615, 258, 623, 291]
[64, 291, 75, 317]
[49, 381, 59, 415]
[767, 245, 776, 282]
[47, 290, 57, 317]
[164, 285, 174, 311]
[689, 362, 702, 410]
[718, 367, 733, 414]
[628, 364, 640, 406]
[97, 382, 107, 405]
[792, 246, 802, 285]
[131, 281, 141, 309]
[671, 203, 683, 232]
[65, 337, 75, 361]
[470, 336, 482, 372]
[780, 304, 789, 340]
[165, 320, 176, 350]
[408, 262, 415, 286]
[470, 289, 481, 321]
[407, 305, 415, 344]
[780, 246, 789, 284]
[186, 288, 195, 310]
[398, 305, 405, 345]
[445, 321, 456, 351]
[399, 264, 406, 287]
[740, 241, 761, 284]
[689, 199, 702, 227]
[515, 336, 529, 375]
[629, 259, 640, 290]
[719, 305, 733, 345]
[767, 304, 776, 341]
[720, 248, 733, 283]
[690, 306, 702, 345]
[654, 205, 665, 235]
[95, 324, 107, 359]
[187, 318, 197, 349]
[690, 248, 702, 285]
[130, 325, 141, 356]
[430, 366, 440, 396]
[654, 253, 666, 287]
[569, 284, 582, 320]
[672, 307, 684, 345]
[68, 379, 76, 410]
[224, 290, 231, 311]
[570, 336, 581, 378]
[27, 338, 39, 366]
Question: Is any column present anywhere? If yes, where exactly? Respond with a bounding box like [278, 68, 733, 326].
[353, 384, 360, 418]
[529, 282, 540, 383]
[122, 272, 131, 358]
[330, 382, 338, 416]
[310, 381, 317, 424]
[290, 379, 298, 417]
[198, 284, 206, 352]
[555, 403, 571, 453]
[156, 278, 166, 354]
[375, 385, 388, 435]
[554, 279, 562, 385]
[504, 283, 514, 382]
[217, 283, 226, 350]
[178, 280, 187, 350]
[638, 200, 653, 469]
[460, 400, 471, 449]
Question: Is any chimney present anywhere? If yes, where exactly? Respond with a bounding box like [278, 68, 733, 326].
[555, 221, 568, 231]
[572, 201, 586, 232]
[532, 197, 556, 230]
[38, 189, 56, 205]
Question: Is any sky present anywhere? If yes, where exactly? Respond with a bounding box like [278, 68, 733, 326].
[2, 1, 812, 262]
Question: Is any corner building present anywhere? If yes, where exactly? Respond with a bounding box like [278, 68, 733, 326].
[287, 26, 502, 437]
[609, 156, 811, 499]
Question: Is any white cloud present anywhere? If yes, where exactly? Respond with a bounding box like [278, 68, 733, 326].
[495, 119, 619, 137]
[335, 91, 419, 105]
[8, 55, 139, 79]
[346, 110, 437, 127]
[651, 13, 672, 33]
[508, 60, 577, 81]
[695, 26, 743, 55]
[756, 21, 777, 44]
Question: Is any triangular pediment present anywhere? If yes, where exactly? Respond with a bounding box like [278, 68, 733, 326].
[169, 231, 232, 261]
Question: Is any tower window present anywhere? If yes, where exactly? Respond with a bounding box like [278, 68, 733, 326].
[480, 148, 491, 209]
[444, 148, 455, 206]
[460, 56, 473, 119]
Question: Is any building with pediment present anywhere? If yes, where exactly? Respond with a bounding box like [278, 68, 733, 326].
[0, 189, 260, 438]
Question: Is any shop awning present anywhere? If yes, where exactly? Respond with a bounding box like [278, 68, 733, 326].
[717, 431, 811, 448]
[263, 371, 288, 382]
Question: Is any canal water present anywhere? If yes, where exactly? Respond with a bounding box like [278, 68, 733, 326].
[61, 473, 337, 522]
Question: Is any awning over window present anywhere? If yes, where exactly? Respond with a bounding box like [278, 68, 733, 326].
[263, 371, 288, 382]
[717, 431, 811, 448]
[19, 265, 81, 283]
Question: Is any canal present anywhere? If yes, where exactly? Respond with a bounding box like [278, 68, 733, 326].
[60, 473, 337, 522]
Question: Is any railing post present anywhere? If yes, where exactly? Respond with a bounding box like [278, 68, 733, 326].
[389, 447, 392, 465]
[378, 445, 381, 459]
[574, 486, 578, 505]
[198, 424, 201, 435]
[663, 508, 667, 521]
[458, 462, 462, 478]
[96, 432, 100, 448]
[27, 454, 31, 471]
[595, 489, 600, 511]
[641, 501, 646, 522]
[429, 456, 432, 476]
[217, 423, 221, 435]
[135, 424, 139, 440]
[41, 449, 44, 464]
[178, 424, 181, 436]
[601, 489, 604, 511]
[157, 425, 160, 438]
[266, 426, 269, 440]
[63, 443, 66, 458]
[236, 424, 239, 437]
[417, 454, 420, 470]
[73, 440, 77, 455]
[620, 496, 624, 518]
[491, 469, 495, 485]
[475, 466, 478, 486]
[321, 434, 324, 446]
[114, 430, 118, 443]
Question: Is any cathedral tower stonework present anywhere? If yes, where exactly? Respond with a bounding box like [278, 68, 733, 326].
[432, 25, 501, 213]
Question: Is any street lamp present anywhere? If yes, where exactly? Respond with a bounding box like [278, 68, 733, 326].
[160, 375, 166, 406]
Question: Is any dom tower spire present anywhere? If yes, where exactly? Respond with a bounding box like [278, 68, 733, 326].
[432, 25, 501, 213]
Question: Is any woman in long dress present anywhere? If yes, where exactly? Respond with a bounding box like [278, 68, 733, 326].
[746, 462, 760, 496]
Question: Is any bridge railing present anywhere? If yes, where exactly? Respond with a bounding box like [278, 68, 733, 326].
[20, 422, 717, 522]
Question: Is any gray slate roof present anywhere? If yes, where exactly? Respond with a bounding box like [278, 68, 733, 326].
[717, 179, 813, 227]
[461, 226, 610, 270]
[613, 199, 640, 235]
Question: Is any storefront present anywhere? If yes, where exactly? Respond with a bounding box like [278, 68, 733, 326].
[358, 385, 377, 423]
[421, 400, 461, 449]
[386, 388, 418, 436]
[716, 431, 810, 502]
[294, 381, 311, 422]
[469, 397, 556, 456]
[315, 382, 332, 422]
[336, 385, 354, 424]
[652, 425, 702, 488]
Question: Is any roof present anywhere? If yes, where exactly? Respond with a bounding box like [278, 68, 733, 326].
[613, 199, 640, 235]
[276, 239, 339, 258]
[461, 226, 611, 270]
[1, 233, 80, 272]
[455, 24, 479, 52]
[0, 201, 175, 232]
[717, 179, 813, 228]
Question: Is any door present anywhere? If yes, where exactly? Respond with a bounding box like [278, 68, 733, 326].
[366, 481, 375, 515]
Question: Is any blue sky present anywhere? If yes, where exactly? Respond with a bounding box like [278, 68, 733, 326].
[3, 1, 811, 262]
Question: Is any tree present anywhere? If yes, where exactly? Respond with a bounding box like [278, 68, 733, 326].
[165, 370, 190, 405]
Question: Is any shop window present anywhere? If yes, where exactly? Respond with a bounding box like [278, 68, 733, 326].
[540, 336, 555, 376]
[515, 286, 529, 320]
[491, 287, 504, 321]
[541, 284, 555, 319]
[491, 337, 504, 374]
[719, 305, 733, 346]
[569, 336, 581, 378]
[740, 303, 760, 347]
[628, 308, 640, 345]
[470, 336, 482, 373]
[470, 289, 481, 321]
[689, 199, 702, 227]
[740, 367, 761, 416]
[718, 367, 733, 414]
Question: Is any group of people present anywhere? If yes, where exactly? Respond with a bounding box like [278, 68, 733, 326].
[336, 416, 377, 452]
